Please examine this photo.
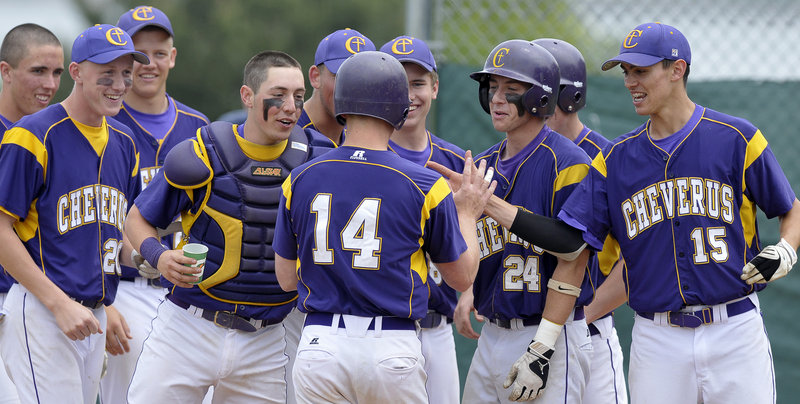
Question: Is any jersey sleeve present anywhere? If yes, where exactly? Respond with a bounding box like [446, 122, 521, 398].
[558, 155, 611, 251]
[134, 169, 195, 228]
[424, 178, 467, 264]
[0, 127, 46, 219]
[742, 130, 796, 218]
[273, 176, 298, 260]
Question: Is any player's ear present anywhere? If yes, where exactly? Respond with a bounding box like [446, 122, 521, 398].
[0, 61, 11, 81]
[670, 60, 687, 83]
[240, 85, 254, 109]
[308, 65, 321, 89]
[169, 47, 177, 69]
[431, 77, 439, 100]
[68, 62, 82, 83]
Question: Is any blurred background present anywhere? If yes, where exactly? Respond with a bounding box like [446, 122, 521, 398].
[3, 0, 799, 400]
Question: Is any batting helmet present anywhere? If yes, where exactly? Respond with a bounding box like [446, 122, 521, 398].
[532, 38, 587, 113]
[334, 51, 409, 130]
[469, 40, 559, 117]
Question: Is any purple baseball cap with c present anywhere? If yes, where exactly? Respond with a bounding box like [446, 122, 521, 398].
[71, 24, 149, 65]
[314, 28, 375, 74]
[380, 35, 437, 72]
[602, 22, 691, 71]
[117, 5, 174, 37]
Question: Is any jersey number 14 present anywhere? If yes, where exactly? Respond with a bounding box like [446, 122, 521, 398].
[310, 194, 382, 270]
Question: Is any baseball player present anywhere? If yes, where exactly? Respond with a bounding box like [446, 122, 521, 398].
[459, 39, 592, 403]
[273, 50, 494, 404]
[0, 24, 145, 404]
[124, 50, 333, 403]
[0, 22, 64, 404]
[556, 22, 800, 403]
[298, 28, 375, 145]
[380, 35, 466, 404]
[532, 37, 628, 404]
[98, 6, 210, 403]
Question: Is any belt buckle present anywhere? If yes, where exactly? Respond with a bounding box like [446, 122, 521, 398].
[212, 311, 234, 329]
[212, 311, 257, 332]
[667, 311, 703, 328]
[492, 318, 511, 329]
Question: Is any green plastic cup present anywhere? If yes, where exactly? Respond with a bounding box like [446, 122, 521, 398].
[182, 243, 208, 284]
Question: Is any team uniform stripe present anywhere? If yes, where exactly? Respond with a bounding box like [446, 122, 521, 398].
[553, 163, 589, 192]
[596, 235, 621, 276]
[1, 128, 47, 173]
[590, 153, 607, 178]
[13, 202, 39, 242]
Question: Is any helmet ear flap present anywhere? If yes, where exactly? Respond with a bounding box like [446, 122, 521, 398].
[478, 78, 491, 114]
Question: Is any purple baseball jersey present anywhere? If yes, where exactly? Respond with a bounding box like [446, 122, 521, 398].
[389, 131, 466, 318]
[0, 114, 15, 293]
[298, 109, 343, 147]
[560, 105, 796, 312]
[0, 104, 140, 303]
[273, 146, 467, 320]
[473, 125, 591, 321]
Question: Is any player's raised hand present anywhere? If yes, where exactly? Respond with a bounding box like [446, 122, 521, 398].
[452, 150, 497, 220]
[741, 238, 797, 284]
[504, 340, 554, 401]
[426, 160, 462, 191]
[156, 249, 201, 288]
[52, 299, 102, 341]
[105, 304, 132, 355]
[454, 286, 483, 339]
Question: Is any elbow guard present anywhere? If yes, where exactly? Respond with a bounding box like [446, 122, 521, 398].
[509, 208, 587, 261]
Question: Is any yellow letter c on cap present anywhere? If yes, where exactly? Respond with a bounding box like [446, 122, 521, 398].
[106, 27, 127, 46]
[132, 6, 155, 21]
[345, 36, 366, 54]
[623, 29, 643, 49]
[391, 38, 414, 55]
[492, 48, 510, 67]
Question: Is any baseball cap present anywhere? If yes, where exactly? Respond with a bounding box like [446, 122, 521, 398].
[71, 24, 149, 65]
[601, 22, 691, 71]
[314, 28, 375, 74]
[117, 6, 174, 37]
[380, 36, 437, 72]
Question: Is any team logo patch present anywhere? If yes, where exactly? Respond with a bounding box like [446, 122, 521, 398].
[345, 36, 367, 54]
[623, 29, 643, 49]
[310, 337, 319, 345]
[132, 6, 156, 21]
[106, 27, 128, 46]
[291, 141, 308, 152]
[251, 166, 282, 177]
[671, 48, 679, 57]
[350, 150, 367, 161]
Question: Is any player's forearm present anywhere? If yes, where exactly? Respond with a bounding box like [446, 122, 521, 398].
[0, 213, 72, 310]
[484, 194, 517, 229]
[585, 259, 627, 324]
[778, 198, 800, 250]
[274, 253, 299, 291]
[124, 205, 161, 252]
[541, 250, 588, 325]
[443, 212, 481, 291]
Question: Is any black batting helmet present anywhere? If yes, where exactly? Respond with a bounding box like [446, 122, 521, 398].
[532, 38, 587, 113]
[469, 40, 559, 118]
[334, 51, 409, 130]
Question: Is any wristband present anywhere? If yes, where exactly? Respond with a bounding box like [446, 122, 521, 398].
[139, 237, 168, 269]
[533, 318, 562, 349]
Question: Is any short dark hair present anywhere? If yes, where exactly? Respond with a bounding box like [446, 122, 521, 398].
[662, 59, 690, 87]
[0, 23, 61, 67]
[243, 50, 301, 91]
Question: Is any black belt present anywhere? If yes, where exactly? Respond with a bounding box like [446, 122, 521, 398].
[418, 311, 453, 329]
[490, 307, 584, 329]
[120, 277, 162, 288]
[167, 294, 278, 332]
[636, 298, 756, 328]
[72, 298, 103, 309]
[305, 312, 416, 331]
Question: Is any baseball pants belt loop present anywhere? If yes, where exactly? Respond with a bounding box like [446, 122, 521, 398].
[167, 294, 275, 332]
[304, 312, 416, 331]
[120, 276, 163, 288]
[71, 297, 104, 309]
[418, 310, 452, 328]
[636, 297, 756, 328]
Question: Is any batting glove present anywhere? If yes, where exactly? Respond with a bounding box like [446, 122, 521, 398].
[741, 238, 797, 284]
[132, 249, 161, 279]
[503, 340, 554, 401]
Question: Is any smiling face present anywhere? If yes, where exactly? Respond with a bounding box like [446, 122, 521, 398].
[75, 55, 134, 119]
[487, 74, 533, 136]
[620, 61, 677, 117]
[400, 62, 437, 132]
[0, 44, 64, 120]
[243, 66, 305, 144]
[129, 28, 175, 101]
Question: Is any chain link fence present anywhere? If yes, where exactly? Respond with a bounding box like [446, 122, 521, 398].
[424, 0, 800, 399]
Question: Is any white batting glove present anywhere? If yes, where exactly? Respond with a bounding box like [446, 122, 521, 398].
[131, 249, 161, 279]
[741, 238, 797, 284]
[503, 340, 554, 401]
